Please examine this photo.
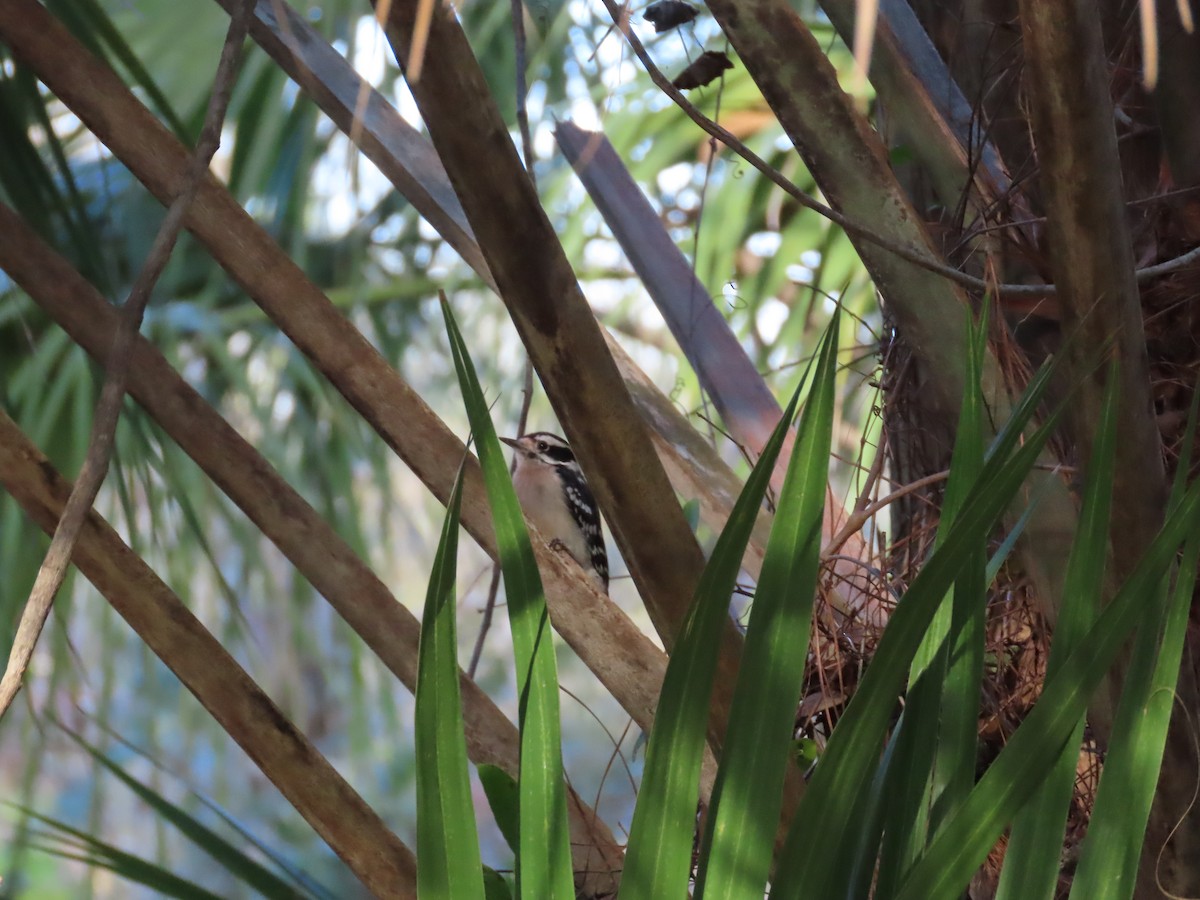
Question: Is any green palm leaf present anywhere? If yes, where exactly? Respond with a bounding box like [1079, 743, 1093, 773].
[442, 296, 573, 900]
[415, 459, 485, 899]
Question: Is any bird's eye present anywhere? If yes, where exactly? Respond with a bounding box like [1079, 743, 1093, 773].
[536, 441, 548, 452]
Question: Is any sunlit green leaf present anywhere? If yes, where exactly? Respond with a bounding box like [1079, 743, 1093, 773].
[415, 459, 485, 899]
[772, 352, 1067, 899]
[695, 308, 840, 898]
[442, 296, 573, 900]
[1068, 389, 1200, 900]
[621, 315, 826, 900]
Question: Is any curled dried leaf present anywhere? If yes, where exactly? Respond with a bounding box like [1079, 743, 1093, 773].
[672, 51, 733, 90]
[644, 0, 698, 33]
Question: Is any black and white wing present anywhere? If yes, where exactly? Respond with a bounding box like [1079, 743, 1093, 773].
[558, 465, 609, 593]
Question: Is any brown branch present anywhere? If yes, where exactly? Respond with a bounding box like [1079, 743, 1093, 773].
[825, 0, 1031, 226]
[1019, 0, 1166, 589]
[0, 0, 254, 719]
[374, 0, 766, 784]
[0, 409, 418, 898]
[0, 197, 626, 890]
[556, 120, 876, 622]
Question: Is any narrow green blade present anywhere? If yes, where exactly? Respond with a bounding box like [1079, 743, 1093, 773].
[1068, 390, 1200, 900]
[16, 807, 226, 900]
[996, 370, 1119, 900]
[772, 364, 1067, 899]
[441, 297, 573, 900]
[930, 309, 988, 831]
[63, 730, 308, 898]
[415, 460, 485, 899]
[478, 764, 520, 856]
[845, 718, 904, 898]
[694, 309, 841, 898]
[876, 307, 988, 898]
[895, 474, 1200, 900]
[484, 867, 515, 900]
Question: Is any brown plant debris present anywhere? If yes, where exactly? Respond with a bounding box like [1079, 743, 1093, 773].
[672, 51, 733, 90]
[644, 0, 697, 33]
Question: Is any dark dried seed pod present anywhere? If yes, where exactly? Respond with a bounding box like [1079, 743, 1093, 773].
[644, 0, 698, 33]
[672, 51, 734, 90]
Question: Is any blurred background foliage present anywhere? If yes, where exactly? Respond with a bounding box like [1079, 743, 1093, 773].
[0, 0, 875, 894]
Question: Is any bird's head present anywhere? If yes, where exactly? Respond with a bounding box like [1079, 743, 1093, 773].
[499, 432, 576, 468]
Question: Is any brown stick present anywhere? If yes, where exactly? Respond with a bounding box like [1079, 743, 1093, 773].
[0, 0, 668, 804]
[0, 196, 627, 892]
[0, 409, 417, 898]
[0, 0, 254, 719]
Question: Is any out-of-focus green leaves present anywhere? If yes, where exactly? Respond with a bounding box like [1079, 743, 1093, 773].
[64, 730, 312, 898]
[12, 725, 332, 899]
[17, 808, 227, 900]
[46, 0, 189, 139]
[0, 65, 110, 289]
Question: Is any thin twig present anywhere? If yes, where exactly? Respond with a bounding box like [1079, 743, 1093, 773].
[0, 0, 254, 720]
[1132, 243, 1200, 280]
[597, 0, 1200, 297]
[468, 565, 504, 678]
[847, 424, 888, 525]
[688, 43, 730, 449]
[960, 185, 1200, 241]
[822, 469, 951, 559]
[510, 0, 536, 181]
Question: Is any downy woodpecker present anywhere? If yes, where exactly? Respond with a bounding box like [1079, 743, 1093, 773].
[500, 432, 609, 593]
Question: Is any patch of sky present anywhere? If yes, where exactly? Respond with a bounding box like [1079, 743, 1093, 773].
[656, 161, 693, 195]
[271, 390, 296, 426]
[746, 230, 782, 257]
[756, 297, 790, 344]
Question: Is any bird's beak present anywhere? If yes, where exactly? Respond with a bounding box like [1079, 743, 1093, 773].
[499, 437, 520, 449]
